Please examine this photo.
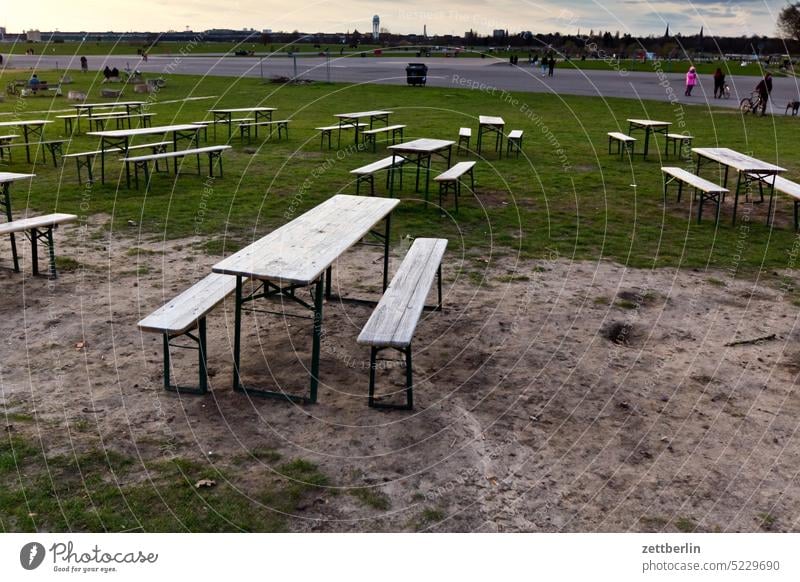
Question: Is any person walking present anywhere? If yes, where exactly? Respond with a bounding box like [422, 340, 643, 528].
[712, 67, 725, 99]
[548, 56, 555, 77]
[541, 55, 548, 77]
[80, 56, 88, 73]
[755, 72, 773, 116]
[684, 66, 698, 96]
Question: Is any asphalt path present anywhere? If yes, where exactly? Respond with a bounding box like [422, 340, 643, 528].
[6, 53, 800, 113]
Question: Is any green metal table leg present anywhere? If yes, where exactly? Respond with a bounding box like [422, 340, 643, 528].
[383, 212, 391, 291]
[309, 278, 324, 404]
[233, 276, 243, 392]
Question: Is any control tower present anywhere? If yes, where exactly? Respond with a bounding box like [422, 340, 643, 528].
[373, 15, 380, 39]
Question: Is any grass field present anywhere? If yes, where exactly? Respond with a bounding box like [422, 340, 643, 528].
[2, 69, 800, 531]
[1, 69, 798, 275]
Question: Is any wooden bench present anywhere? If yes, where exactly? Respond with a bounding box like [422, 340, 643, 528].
[434, 161, 476, 214]
[665, 133, 693, 158]
[506, 129, 524, 157]
[64, 141, 171, 184]
[608, 132, 636, 157]
[748, 174, 800, 230]
[316, 123, 367, 150]
[122, 145, 232, 189]
[357, 237, 448, 409]
[662, 166, 729, 224]
[238, 119, 290, 144]
[457, 127, 471, 155]
[0, 213, 77, 278]
[4, 140, 69, 167]
[351, 156, 405, 196]
[138, 273, 237, 394]
[360, 124, 406, 153]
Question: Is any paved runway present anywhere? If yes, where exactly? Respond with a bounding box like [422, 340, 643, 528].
[7, 53, 800, 112]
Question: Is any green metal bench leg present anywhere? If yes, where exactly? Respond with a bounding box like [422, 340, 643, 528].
[30, 227, 39, 276]
[367, 345, 413, 410]
[162, 319, 209, 395]
[46, 227, 56, 279]
[1, 184, 20, 272]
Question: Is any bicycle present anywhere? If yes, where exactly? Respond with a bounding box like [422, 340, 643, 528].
[740, 91, 764, 114]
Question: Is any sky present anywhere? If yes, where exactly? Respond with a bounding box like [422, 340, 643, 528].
[1, 0, 787, 37]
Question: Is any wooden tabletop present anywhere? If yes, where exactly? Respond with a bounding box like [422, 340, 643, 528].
[334, 110, 393, 119]
[213, 194, 400, 285]
[87, 124, 202, 138]
[209, 107, 276, 113]
[0, 213, 77, 235]
[479, 116, 505, 126]
[0, 172, 36, 184]
[0, 120, 52, 127]
[74, 101, 145, 109]
[627, 118, 672, 127]
[388, 138, 455, 154]
[692, 148, 787, 174]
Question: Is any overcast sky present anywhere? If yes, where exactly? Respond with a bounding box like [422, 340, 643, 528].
[2, 0, 786, 37]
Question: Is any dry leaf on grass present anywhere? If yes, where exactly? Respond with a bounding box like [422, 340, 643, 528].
[194, 479, 216, 489]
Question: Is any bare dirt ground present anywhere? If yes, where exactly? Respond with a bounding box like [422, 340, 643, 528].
[2, 219, 800, 532]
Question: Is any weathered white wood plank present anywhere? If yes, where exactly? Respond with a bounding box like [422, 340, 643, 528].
[387, 138, 454, 154]
[434, 161, 475, 182]
[0, 213, 77, 235]
[661, 167, 728, 193]
[87, 124, 202, 138]
[478, 116, 505, 126]
[607, 132, 636, 142]
[0, 172, 36, 184]
[212, 195, 400, 285]
[361, 125, 406, 136]
[122, 145, 231, 163]
[692, 147, 786, 174]
[350, 156, 404, 175]
[138, 273, 237, 335]
[357, 238, 447, 348]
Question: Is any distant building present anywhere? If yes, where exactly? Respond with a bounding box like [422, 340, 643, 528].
[372, 15, 379, 39]
[492, 29, 505, 39]
[26, 29, 42, 42]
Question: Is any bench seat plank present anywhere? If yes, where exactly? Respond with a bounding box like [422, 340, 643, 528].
[361, 124, 406, 135]
[138, 273, 237, 335]
[316, 123, 367, 131]
[0, 213, 77, 235]
[122, 145, 231, 163]
[351, 156, 404, 175]
[608, 132, 636, 142]
[435, 161, 476, 182]
[358, 238, 447, 348]
[662, 167, 728, 193]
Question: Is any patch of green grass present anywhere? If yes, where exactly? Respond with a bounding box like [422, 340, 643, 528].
[707, 277, 727, 287]
[675, 517, 698, 533]
[758, 512, 777, 531]
[496, 274, 531, 282]
[0, 436, 329, 532]
[615, 299, 639, 310]
[407, 507, 446, 531]
[2, 412, 35, 423]
[54, 256, 82, 272]
[125, 247, 160, 256]
[348, 487, 391, 510]
[594, 296, 611, 305]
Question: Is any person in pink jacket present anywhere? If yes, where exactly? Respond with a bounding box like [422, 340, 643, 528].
[685, 66, 698, 96]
